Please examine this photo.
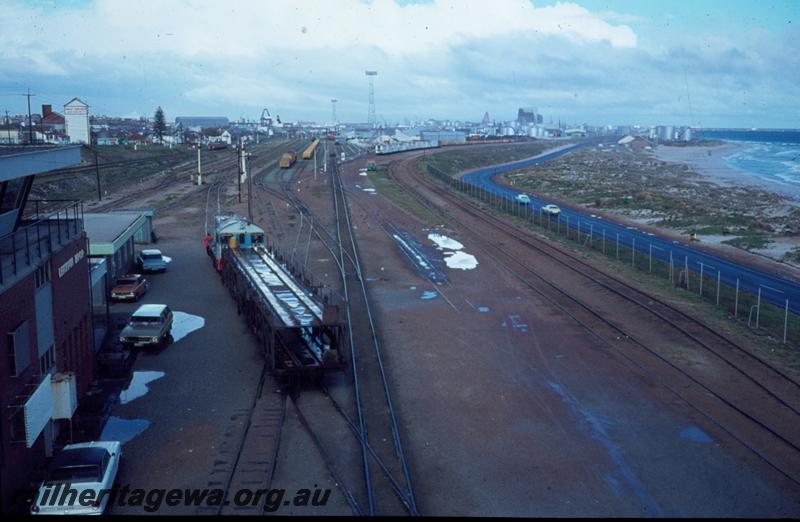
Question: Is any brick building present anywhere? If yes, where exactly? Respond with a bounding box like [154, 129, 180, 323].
[0, 146, 93, 512]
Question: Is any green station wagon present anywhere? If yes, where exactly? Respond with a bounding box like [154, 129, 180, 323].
[120, 304, 173, 347]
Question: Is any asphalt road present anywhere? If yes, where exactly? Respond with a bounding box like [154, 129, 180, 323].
[104, 236, 265, 515]
[459, 143, 800, 313]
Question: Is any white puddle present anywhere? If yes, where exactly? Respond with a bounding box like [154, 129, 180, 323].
[428, 233, 464, 251]
[100, 416, 150, 445]
[444, 251, 479, 270]
[119, 371, 165, 405]
[172, 312, 205, 342]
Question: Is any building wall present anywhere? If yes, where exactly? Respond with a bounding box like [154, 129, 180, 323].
[64, 102, 90, 144]
[0, 234, 92, 513]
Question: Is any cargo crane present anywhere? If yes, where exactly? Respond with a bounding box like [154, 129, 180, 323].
[204, 213, 344, 378]
[258, 108, 281, 135]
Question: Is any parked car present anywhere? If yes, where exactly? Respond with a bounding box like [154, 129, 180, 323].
[542, 204, 561, 216]
[30, 441, 121, 515]
[515, 193, 531, 204]
[119, 304, 173, 348]
[137, 249, 168, 273]
[110, 274, 149, 302]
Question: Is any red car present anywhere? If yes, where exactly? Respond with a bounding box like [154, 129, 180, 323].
[110, 274, 149, 302]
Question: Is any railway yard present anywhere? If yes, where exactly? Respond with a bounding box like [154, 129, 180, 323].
[65, 139, 800, 516]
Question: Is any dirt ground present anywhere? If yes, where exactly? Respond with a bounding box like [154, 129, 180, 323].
[81, 140, 800, 516]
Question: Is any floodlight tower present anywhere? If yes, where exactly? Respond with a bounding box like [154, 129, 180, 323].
[365, 70, 377, 127]
[331, 98, 338, 123]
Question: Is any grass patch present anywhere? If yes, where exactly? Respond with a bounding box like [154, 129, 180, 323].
[368, 164, 442, 224]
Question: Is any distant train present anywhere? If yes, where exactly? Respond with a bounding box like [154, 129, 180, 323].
[302, 139, 320, 160]
[279, 152, 297, 168]
[207, 142, 228, 150]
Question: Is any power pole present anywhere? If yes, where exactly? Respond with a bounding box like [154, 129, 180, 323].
[197, 146, 202, 185]
[237, 143, 243, 204]
[93, 147, 102, 201]
[22, 88, 35, 144]
[242, 145, 252, 222]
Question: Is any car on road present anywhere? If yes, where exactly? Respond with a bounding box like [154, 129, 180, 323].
[110, 274, 149, 302]
[120, 304, 173, 348]
[541, 204, 561, 216]
[30, 441, 121, 515]
[137, 249, 168, 273]
[515, 193, 531, 204]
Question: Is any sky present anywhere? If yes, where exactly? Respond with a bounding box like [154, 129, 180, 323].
[0, 0, 798, 127]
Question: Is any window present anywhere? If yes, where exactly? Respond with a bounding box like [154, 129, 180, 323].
[39, 344, 55, 375]
[7, 321, 31, 377]
[34, 263, 51, 288]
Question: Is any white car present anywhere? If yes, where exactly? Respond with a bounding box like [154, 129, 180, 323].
[515, 193, 531, 204]
[541, 204, 561, 216]
[31, 441, 122, 515]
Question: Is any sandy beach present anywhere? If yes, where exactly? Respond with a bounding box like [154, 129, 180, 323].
[501, 143, 800, 266]
[654, 143, 800, 201]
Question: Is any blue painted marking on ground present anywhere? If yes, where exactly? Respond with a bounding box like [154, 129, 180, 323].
[100, 416, 150, 445]
[392, 230, 448, 284]
[460, 143, 800, 313]
[679, 425, 713, 443]
[420, 290, 438, 300]
[547, 380, 664, 515]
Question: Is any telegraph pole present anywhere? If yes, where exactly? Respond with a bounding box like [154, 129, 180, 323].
[93, 147, 102, 201]
[197, 146, 202, 185]
[237, 142, 243, 204]
[22, 88, 35, 144]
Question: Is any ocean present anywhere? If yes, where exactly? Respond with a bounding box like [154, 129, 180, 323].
[696, 129, 800, 190]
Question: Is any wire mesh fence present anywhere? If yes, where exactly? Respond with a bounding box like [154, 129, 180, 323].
[426, 164, 799, 346]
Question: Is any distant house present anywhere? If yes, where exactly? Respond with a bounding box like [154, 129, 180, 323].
[0, 124, 21, 144]
[96, 130, 121, 146]
[205, 128, 232, 145]
[123, 132, 147, 146]
[41, 105, 65, 132]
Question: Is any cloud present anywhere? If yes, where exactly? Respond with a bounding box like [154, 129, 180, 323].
[0, 0, 797, 127]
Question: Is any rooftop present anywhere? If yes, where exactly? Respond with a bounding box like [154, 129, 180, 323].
[83, 212, 146, 255]
[133, 304, 167, 316]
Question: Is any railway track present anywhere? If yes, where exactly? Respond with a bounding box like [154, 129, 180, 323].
[325, 145, 418, 515]
[209, 141, 418, 515]
[383, 152, 800, 487]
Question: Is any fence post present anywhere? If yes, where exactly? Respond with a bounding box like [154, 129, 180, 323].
[669, 250, 674, 284]
[784, 299, 789, 345]
[735, 278, 739, 317]
[616, 233, 619, 261]
[685, 256, 690, 290]
[649, 243, 653, 273]
[602, 228, 606, 255]
[716, 270, 721, 306]
[699, 263, 704, 297]
[632, 237, 636, 267]
[756, 287, 761, 330]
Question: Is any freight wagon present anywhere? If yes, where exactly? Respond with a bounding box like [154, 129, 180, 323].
[205, 213, 344, 378]
[279, 152, 297, 168]
[302, 138, 320, 160]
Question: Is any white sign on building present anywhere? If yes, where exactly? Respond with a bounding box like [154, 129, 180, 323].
[64, 97, 90, 144]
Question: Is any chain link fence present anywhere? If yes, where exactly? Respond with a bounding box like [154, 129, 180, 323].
[426, 164, 799, 347]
